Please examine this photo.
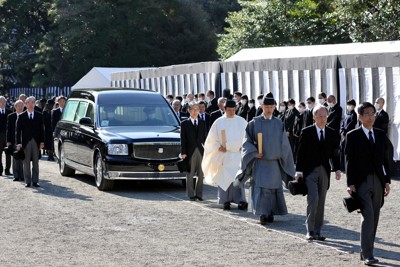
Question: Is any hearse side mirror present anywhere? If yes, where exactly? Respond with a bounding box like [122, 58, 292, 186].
[79, 117, 93, 126]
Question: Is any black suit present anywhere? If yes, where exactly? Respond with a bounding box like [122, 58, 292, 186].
[180, 117, 208, 198]
[373, 109, 389, 135]
[210, 109, 224, 127]
[247, 106, 256, 122]
[7, 112, 24, 180]
[206, 98, 218, 114]
[296, 125, 340, 235]
[51, 107, 63, 131]
[296, 125, 340, 186]
[345, 127, 391, 260]
[0, 108, 12, 174]
[16, 110, 44, 185]
[175, 111, 188, 123]
[339, 110, 357, 172]
[327, 103, 343, 134]
[198, 113, 210, 130]
[237, 103, 249, 120]
[305, 108, 314, 127]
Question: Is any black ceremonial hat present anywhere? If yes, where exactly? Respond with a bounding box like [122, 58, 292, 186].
[225, 100, 236, 108]
[263, 97, 275, 105]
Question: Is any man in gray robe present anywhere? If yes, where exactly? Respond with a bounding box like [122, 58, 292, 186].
[236, 97, 295, 225]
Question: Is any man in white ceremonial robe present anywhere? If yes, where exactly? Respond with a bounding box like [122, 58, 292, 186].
[202, 100, 248, 210]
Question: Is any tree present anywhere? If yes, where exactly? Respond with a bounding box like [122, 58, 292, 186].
[0, 0, 52, 87]
[217, 0, 400, 60]
[332, 0, 400, 42]
[34, 0, 219, 86]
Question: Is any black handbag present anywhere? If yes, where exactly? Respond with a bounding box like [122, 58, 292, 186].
[177, 158, 190, 173]
[343, 192, 361, 213]
[288, 178, 308, 196]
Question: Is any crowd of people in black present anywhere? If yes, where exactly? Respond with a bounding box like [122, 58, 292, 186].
[0, 94, 66, 187]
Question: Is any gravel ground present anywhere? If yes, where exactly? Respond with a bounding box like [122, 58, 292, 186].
[0, 155, 399, 267]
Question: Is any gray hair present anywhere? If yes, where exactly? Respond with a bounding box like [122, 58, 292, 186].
[312, 104, 328, 116]
[26, 96, 36, 104]
[14, 100, 24, 107]
[217, 97, 227, 105]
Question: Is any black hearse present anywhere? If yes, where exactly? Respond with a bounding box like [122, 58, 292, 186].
[53, 88, 185, 190]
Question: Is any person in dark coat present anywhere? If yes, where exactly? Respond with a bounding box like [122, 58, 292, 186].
[373, 97, 390, 135]
[247, 99, 257, 122]
[305, 97, 316, 127]
[206, 90, 218, 114]
[6, 100, 25, 181]
[293, 102, 306, 163]
[198, 101, 211, 131]
[180, 103, 208, 201]
[256, 94, 264, 117]
[295, 105, 341, 241]
[51, 96, 66, 132]
[43, 99, 55, 161]
[284, 99, 300, 160]
[0, 96, 12, 176]
[237, 94, 249, 120]
[345, 102, 391, 265]
[277, 101, 287, 122]
[339, 99, 357, 172]
[16, 96, 44, 187]
[209, 97, 226, 127]
[327, 95, 343, 136]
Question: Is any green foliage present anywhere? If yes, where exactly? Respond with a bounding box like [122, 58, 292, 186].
[217, 0, 399, 60]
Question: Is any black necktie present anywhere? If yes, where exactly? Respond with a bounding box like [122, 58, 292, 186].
[320, 130, 324, 142]
[194, 120, 197, 127]
[368, 131, 374, 145]
[30, 113, 33, 120]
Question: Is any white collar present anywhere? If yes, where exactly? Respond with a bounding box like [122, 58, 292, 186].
[262, 114, 273, 120]
[361, 125, 374, 136]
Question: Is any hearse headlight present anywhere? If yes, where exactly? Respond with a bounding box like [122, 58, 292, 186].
[107, 144, 128, 155]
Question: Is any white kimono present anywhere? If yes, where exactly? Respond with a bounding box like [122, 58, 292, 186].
[202, 115, 248, 204]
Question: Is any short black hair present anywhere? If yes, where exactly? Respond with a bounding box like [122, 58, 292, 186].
[175, 96, 182, 102]
[197, 100, 206, 107]
[288, 98, 296, 105]
[234, 91, 242, 97]
[358, 102, 375, 115]
[241, 94, 248, 100]
[257, 94, 264, 100]
[207, 90, 214, 97]
[299, 102, 306, 108]
[318, 92, 327, 99]
[306, 96, 315, 103]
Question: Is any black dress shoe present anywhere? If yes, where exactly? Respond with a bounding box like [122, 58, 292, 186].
[306, 231, 315, 241]
[32, 182, 40, 187]
[260, 215, 268, 225]
[238, 202, 248, 210]
[13, 178, 20, 182]
[25, 183, 31, 187]
[196, 196, 203, 201]
[364, 258, 379, 265]
[314, 233, 326, 241]
[267, 215, 274, 223]
[189, 197, 196, 201]
[223, 202, 231, 210]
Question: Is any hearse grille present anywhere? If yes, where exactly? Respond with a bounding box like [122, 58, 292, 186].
[132, 142, 181, 160]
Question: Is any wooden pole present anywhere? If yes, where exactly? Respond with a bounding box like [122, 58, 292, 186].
[257, 132, 262, 154]
[221, 130, 226, 148]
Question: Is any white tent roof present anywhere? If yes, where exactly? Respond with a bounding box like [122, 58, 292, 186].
[226, 40, 400, 61]
[72, 67, 150, 90]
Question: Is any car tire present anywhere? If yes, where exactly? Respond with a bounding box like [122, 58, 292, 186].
[94, 153, 114, 191]
[59, 144, 75, 176]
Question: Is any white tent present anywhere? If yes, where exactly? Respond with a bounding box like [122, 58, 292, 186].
[72, 67, 151, 90]
[226, 40, 400, 61]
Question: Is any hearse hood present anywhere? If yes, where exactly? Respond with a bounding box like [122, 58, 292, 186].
[97, 126, 180, 143]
